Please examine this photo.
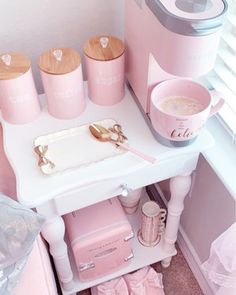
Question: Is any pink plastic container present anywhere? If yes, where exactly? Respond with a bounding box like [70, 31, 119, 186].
[150, 79, 224, 146]
[0, 53, 40, 124]
[64, 197, 134, 281]
[38, 48, 85, 119]
[84, 36, 125, 106]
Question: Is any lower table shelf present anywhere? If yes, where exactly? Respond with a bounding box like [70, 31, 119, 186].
[61, 192, 177, 294]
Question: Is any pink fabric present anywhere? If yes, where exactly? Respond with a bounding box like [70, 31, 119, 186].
[91, 277, 129, 295]
[15, 235, 57, 295]
[124, 266, 165, 295]
[0, 124, 16, 198]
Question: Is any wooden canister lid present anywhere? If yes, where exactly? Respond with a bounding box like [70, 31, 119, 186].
[0, 52, 31, 80]
[38, 48, 81, 75]
[84, 36, 125, 61]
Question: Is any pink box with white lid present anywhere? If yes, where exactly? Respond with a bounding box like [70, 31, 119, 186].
[64, 197, 134, 281]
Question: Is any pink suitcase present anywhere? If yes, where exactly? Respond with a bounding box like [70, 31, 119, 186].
[64, 197, 134, 281]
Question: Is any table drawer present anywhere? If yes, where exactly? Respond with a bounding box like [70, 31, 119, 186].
[38, 152, 199, 217]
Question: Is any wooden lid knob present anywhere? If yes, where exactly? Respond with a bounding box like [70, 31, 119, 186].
[84, 36, 125, 61]
[38, 48, 81, 75]
[0, 52, 31, 80]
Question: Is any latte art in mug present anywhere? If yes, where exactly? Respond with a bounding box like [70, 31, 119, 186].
[158, 96, 204, 116]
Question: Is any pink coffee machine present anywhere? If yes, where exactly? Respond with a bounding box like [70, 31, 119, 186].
[125, 0, 227, 147]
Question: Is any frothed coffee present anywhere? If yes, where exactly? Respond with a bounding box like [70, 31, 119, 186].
[158, 96, 204, 116]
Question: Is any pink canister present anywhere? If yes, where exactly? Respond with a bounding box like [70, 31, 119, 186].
[38, 48, 85, 119]
[0, 52, 40, 124]
[84, 36, 125, 106]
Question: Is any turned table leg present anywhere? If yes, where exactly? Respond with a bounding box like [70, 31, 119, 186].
[41, 215, 74, 291]
[161, 174, 192, 268]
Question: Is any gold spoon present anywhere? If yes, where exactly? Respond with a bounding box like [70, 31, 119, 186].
[89, 123, 113, 142]
[89, 123, 156, 164]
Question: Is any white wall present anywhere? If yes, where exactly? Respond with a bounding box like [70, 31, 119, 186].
[181, 155, 235, 262]
[0, 0, 124, 93]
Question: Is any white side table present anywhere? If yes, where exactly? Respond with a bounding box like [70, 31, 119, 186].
[0, 84, 214, 294]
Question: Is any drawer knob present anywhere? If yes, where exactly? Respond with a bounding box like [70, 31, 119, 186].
[120, 184, 132, 197]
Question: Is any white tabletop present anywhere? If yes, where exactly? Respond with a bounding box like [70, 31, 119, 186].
[1, 84, 214, 208]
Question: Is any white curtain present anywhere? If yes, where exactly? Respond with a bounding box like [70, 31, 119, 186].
[205, 0, 236, 135]
[201, 223, 236, 294]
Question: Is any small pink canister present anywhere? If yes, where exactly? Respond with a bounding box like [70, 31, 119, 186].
[38, 48, 85, 119]
[0, 52, 40, 124]
[84, 35, 125, 106]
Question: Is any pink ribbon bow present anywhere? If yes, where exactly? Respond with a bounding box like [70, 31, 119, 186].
[97, 277, 129, 295]
[128, 267, 164, 295]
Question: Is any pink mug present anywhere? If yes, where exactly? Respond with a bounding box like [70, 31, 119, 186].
[150, 79, 224, 146]
[138, 201, 166, 247]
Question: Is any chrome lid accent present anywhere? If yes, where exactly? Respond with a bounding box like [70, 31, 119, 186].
[145, 0, 228, 36]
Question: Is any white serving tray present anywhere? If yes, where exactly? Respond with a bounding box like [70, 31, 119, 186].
[34, 119, 127, 175]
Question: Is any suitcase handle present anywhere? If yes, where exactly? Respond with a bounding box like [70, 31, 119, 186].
[94, 247, 117, 259]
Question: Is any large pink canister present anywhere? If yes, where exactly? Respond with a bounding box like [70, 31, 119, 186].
[84, 36, 125, 106]
[0, 52, 40, 124]
[38, 48, 85, 119]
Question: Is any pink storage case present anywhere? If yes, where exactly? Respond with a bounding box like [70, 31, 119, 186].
[64, 197, 134, 281]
